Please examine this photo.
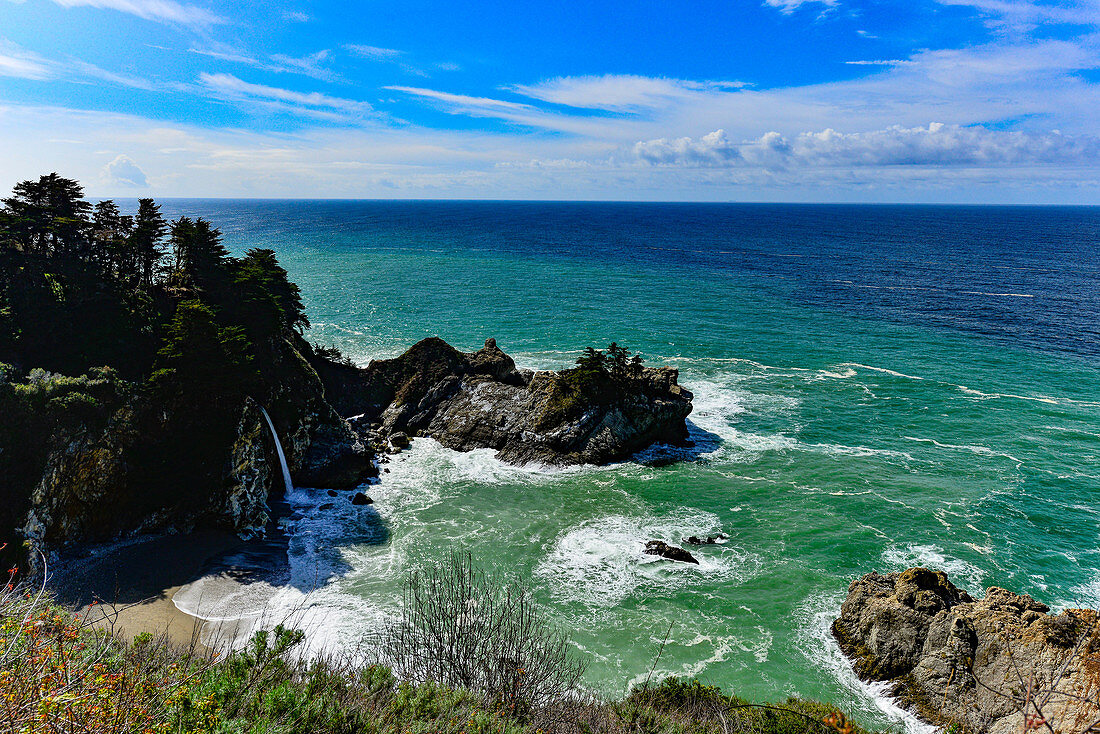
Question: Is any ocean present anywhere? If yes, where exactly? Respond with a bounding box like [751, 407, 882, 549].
[150, 201, 1100, 732]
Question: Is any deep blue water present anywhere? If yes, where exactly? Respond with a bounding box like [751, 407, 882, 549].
[147, 201, 1100, 363]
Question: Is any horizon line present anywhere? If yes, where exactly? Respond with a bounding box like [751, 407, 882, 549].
[83, 196, 1100, 208]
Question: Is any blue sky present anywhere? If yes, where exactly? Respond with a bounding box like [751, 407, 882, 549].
[1, 0, 1098, 201]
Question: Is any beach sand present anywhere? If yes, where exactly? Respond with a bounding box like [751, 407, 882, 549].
[50, 530, 255, 649]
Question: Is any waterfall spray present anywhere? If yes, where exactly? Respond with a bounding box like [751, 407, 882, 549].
[259, 406, 294, 494]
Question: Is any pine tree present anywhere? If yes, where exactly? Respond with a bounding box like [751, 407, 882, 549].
[1, 173, 91, 256]
[170, 216, 231, 292]
[232, 248, 309, 336]
[130, 199, 167, 288]
[152, 299, 255, 394]
[576, 346, 608, 372]
[91, 200, 132, 277]
[607, 342, 630, 378]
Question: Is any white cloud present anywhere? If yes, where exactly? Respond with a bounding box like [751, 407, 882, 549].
[633, 129, 744, 166]
[934, 0, 1100, 31]
[345, 44, 404, 61]
[268, 50, 333, 81]
[70, 59, 157, 90]
[198, 72, 371, 118]
[510, 75, 749, 112]
[845, 59, 917, 66]
[51, 0, 223, 27]
[386, 86, 542, 119]
[763, 0, 838, 15]
[191, 47, 336, 80]
[6, 3, 1100, 202]
[389, 36, 1100, 143]
[189, 47, 261, 66]
[283, 10, 309, 22]
[0, 40, 50, 80]
[2, 102, 1098, 202]
[0, 42, 168, 89]
[101, 154, 148, 186]
[632, 123, 1100, 168]
[345, 44, 457, 77]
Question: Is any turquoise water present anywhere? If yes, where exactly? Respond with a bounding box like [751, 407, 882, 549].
[159, 201, 1100, 731]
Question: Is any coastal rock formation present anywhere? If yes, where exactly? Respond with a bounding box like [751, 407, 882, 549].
[2, 335, 375, 565]
[833, 568, 1100, 734]
[312, 337, 694, 466]
[644, 540, 699, 564]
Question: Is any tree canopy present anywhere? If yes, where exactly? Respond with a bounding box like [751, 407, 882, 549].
[575, 343, 646, 379]
[0, 173, 307, 382]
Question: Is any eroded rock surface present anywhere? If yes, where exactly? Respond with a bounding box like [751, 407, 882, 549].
[833, 568, 1100, 734]
[313, 337, 694, 466]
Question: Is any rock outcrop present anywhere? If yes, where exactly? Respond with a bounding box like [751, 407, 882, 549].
[312, 337, 694, 466]
[833, 568, 1100, 734]
[222, 397, 275, 536]
[644, 540, 699, 564]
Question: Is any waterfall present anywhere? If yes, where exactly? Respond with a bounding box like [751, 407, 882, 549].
[259, 406, 294, 495]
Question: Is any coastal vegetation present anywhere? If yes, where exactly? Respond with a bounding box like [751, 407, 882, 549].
[0, 173, 304, 379]
[575, 343, 646, 381]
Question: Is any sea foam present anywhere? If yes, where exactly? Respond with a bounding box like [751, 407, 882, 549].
[794, 592, 937, 734]
[535, 510, 763, 609]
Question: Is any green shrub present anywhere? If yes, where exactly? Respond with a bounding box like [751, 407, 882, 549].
[381, 552, 588, 716]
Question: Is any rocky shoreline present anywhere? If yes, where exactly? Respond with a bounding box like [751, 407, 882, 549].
[832, 567, 1100, 734]
[8, 335, 695, 566]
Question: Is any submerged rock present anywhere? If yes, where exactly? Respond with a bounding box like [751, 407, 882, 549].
[644, 540, 699, 564]
[312, 337, 694, 467]
[685, 534, 726, 545]
[833, 567, 1100, 734]
[351, 492, 373, 506]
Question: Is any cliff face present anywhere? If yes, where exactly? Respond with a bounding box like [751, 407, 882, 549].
[1, 335, 374, 568]
[833, 568, 1100, 734]
[315, 337, 694, 466]
[264, 336, 374, 489]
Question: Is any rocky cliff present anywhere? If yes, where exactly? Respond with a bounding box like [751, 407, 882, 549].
[833, 567, 1100, 734]
[312, 337, 694, 466]
[0, 335, 374, 569]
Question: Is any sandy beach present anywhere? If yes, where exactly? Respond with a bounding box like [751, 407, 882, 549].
[50, 529, 257, 649]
